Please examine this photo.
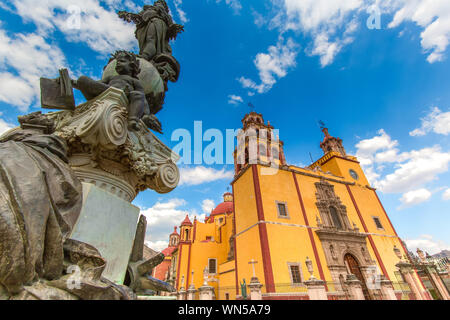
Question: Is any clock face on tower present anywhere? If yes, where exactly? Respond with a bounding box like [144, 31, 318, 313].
[349, 169, 359, 180]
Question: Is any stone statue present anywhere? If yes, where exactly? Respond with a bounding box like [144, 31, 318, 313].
[240, 279, 247, 299]
[0, 114, 132, 300]
[1, 0, 183, 301]
[118, 0, 183, 98]
[118, 0, 184, 62]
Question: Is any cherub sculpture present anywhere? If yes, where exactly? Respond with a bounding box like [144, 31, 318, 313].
[73, 51, 162, 133]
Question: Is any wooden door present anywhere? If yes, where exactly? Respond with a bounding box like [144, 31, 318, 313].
[344, 254, 371, 300]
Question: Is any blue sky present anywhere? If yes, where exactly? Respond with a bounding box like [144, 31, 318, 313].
[0, 0, 449, 254]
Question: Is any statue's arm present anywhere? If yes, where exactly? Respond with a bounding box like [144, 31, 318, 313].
[101, 76, 111, 84]
[132, 79, 145, 93]
[167, 24, 184, 40]
[117, 11, 143, 25]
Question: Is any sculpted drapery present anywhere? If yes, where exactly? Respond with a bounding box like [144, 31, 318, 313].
[0, 130, 82, 295]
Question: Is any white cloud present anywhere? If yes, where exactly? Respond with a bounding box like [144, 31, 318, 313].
[215, 0, 242, 14]
[410, 107, 450, 136]
[145, 240, 169, 252]
[8, 0, 136, 54]
[173, 0, 189, 24]
[238, 37, 298, 94]
[273, 0, 363, 67]
[377, 146, 450, 194]
[399, 188, 432, 208]
[0, 29, 66, 111]
[404, 235, 450, 255]
[355, 129, 450, 206]
[228, 94, 243, 105]
[202, 199, 215, 214]
[140, 199, 204, 251]
[387, 0, 450, 63]
[240, 0, 450, 94]
[0, 116, 15, 135]
[443, 189, 450, 201]
[179, 166, 234, 186]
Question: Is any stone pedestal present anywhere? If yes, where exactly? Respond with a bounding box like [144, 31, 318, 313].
[177, 289, 187, 300]
[187, 286, 197, 300]
[396, 262, 426, 300]
[345, 274, 365, 300]
[248, 277, 263, 300]
[70, 183, 140, 284]
[198, 285, 215, 300]
[379, 276, 397, 300]
[305, 278, 327, 300]
[425, 265, 450, 300]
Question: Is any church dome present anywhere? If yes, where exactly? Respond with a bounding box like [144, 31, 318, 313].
[211, 192, 233, 216]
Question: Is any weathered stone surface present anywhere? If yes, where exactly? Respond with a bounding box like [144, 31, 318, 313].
[47, 87, 180, 200]
[0, 129, 82, 296]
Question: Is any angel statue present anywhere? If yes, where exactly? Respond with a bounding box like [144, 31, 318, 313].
[118, 0, 184, 115]
[118, 0, 184, 63]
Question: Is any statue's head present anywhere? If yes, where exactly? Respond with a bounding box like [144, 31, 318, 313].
[154, 0, 169, 13]
[112, 51, 140, 78]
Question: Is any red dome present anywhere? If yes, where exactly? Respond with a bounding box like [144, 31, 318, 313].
[162, 246, 177, 257]
[211, 201, 233, 215]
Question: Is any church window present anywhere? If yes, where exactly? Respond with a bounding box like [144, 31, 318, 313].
[185, 229, 189, 240]
[329, 206, 343, 230]
[349, 169, 359, 180]
[276, 202, 289, 219]
[288, 263, 302, 285]
[372, 217, 384, 230]
[208, 258, 217, 274]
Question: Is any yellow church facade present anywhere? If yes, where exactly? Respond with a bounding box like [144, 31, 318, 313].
[164, 112, 431, 300]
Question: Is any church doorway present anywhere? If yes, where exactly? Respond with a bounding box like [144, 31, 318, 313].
[344, 254, 371, 300]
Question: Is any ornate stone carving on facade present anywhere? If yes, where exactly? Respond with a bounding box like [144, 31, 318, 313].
[314, 179, 378, 299]
[320, 127, 346, 156]
[45, 87, 180, 202]
[315, 179, 352, 231]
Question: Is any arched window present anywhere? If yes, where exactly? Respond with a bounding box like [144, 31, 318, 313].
[185, 229, 189, 241]
[329, 206, 343, 230]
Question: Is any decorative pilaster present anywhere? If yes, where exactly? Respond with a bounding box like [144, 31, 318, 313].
[178, 276, 187, 300]
[198, 286, 214, 300]
[247, 277, 263, 300]
[379, 275, 397, 300]
[187, 270, 197, 300]
[305, 278, 327, 300]
[396, 262, 424, 300]
[344, 274, 365, 300]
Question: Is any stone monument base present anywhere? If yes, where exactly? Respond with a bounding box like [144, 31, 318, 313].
[70, 183, 140, 285]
